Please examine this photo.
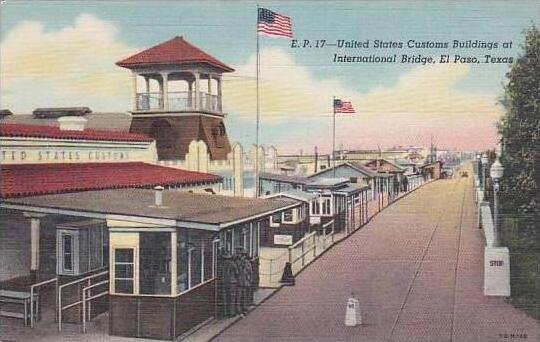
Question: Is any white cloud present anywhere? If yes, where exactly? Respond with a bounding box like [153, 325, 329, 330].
[225, 48, 501, 150]
[224, 48, 352, 120]
[1, 14, 135, 113]
[0, 16, 500, 150]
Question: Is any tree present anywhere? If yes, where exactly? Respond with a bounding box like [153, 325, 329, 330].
[499, 25, 539, 216]
[498, 25, 539, 318]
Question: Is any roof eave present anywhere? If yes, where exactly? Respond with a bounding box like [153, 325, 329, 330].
[116, 60, 235, 73]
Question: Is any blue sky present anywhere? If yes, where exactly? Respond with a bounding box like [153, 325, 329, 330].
[1, 1, 538, 151]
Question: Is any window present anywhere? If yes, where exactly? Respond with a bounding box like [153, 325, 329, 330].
[283, 209, 294, 223]
[178, 230, 189, 292]
[177, 230, 217, 294]
[233, 226, 242, 252]
[253, 222, 260, 257]
[63, 234, 73, 272]
[203, 237, 213, 282]
[311, 200, 321, 215]
[114, 249, 134, 294]
[191, 238, 202, 287]
[270, 213, 282, 227]
[139, 232, 171, 295]
[322, 197, 332, 215]
[242, 226, 249, 251]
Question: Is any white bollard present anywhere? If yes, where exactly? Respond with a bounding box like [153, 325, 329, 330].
[345, 295, 361, 326]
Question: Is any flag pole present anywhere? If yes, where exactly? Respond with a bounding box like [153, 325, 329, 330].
[332, 96, 336, 177]
[255, 4, 260, 197]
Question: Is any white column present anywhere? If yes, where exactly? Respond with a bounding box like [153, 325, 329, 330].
[188, 81, 193, 108]
[217, 76, 222, 112]
[131, 72, 138, 111]
[24, 213, 46, 272]
[144, 76, 150, 93]
[207, 75, 212, 95]
[161, 72, 169, 111]
[171, 231, 177, 295]
[194, 72, 200, 110]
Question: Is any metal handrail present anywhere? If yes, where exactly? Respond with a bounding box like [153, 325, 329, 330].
[29, 277, 57, 328]
[290, 231, 316, 249]
[82, 280, 109, 333]
[58, 269, 108, 331]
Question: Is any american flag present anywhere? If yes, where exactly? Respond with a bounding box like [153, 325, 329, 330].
[334, 99, 356, 114]
[258, 8, 293, 38]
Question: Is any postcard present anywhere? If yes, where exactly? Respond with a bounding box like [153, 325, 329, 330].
[0, 1, 538, 341]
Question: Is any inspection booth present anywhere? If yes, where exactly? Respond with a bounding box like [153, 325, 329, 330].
[258, 172, 311, 196]
[304, 178, 370, 234]
[2, 188, 298, 340]
[261, 190, 315, 247]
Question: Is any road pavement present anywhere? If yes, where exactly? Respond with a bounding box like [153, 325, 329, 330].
[213, 175, 539, 342]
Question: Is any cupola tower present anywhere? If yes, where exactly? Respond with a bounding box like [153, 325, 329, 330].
[117, 36, 234, 160]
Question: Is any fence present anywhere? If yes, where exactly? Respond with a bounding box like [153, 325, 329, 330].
[259, 221, 335, 288]
[258, 176, 432, 288]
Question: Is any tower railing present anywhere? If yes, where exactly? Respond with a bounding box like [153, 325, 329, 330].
[135, 91, 221, 113]
[136, 92, 163, 111]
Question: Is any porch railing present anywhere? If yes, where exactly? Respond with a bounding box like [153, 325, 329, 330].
[136, 91, 221, 112]
[136, 92, 162, 111]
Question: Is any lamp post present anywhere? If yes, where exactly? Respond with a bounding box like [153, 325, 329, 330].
[481, 153, 489, 191]
[490, 158, 504, 247]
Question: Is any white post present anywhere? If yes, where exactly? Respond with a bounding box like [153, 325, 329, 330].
[194, 72, 200, 110]
[131, 72, 138, 111]
[144, 76, 150, 94]
[217, 75, 223, 112]
[171, 231, 177, 295]
[161, 72, 169, 111]
[24, 213, 46, 272]
[30, 218, 40, 271]
[201, 239, 205, 283]
[188, 81, 193, 108]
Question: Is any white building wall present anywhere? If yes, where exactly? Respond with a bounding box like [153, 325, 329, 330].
[0, 137, 157, 164]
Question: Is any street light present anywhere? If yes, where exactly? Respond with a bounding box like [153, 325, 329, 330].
[481, 153, 489, 191]
[490, 158, 504, 247]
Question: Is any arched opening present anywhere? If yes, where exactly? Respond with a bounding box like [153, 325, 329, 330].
[149, 119, 178, 158]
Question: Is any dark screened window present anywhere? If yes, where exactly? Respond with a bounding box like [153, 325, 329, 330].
[139, 232, 171, 295]
[283, 210, 294, 222]
[63, 234, 73, 271]
[271, 213, 282, 225]
[114, 248, 134, 294]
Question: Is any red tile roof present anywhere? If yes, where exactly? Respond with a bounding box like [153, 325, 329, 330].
[1, 162, 222, 198]
[0, 123, 152, 142]
[116, 36, 234, 72]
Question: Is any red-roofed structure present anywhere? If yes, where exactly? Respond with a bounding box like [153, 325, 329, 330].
[0, 162, 222, 198]
[0, 123, 152, 142]
[116, 36, 234, 72]
[118, 36, 234, 160]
